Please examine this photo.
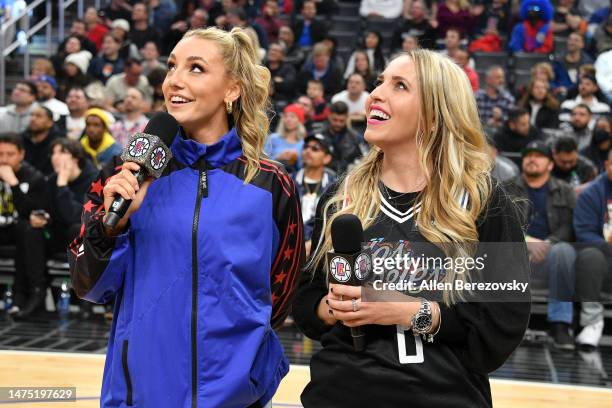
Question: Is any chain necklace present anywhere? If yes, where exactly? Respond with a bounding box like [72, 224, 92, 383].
[379, 180, 425, 200]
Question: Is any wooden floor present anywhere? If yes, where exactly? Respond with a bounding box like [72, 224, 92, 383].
[1, 350, 611, 407]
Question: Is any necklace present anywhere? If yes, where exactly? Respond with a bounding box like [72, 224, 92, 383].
[379, 180, 425, 200]
[304, 174, 323, 195]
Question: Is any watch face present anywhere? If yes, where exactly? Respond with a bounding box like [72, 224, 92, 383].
[415, 314, 432, 331]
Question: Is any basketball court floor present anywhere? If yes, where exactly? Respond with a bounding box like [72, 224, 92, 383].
[1, 315, 612, 407]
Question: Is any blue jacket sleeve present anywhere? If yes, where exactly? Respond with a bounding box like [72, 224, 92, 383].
[573, 185, 605, 244]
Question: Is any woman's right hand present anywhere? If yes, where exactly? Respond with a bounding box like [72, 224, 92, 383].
[102, 161, 153, 234]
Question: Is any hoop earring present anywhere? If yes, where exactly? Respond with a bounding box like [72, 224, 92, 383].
[226, 101, 233, 114]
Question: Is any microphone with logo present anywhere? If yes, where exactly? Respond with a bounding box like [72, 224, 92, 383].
[103, 112, 179, 229]
[327, 214, 372, 352]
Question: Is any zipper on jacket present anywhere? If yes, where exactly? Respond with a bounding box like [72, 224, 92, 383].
[191, 168, 207, 408]
[122, 340, 133, 406]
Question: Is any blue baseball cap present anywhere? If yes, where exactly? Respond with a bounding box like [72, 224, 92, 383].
[35, 75, 57, 91]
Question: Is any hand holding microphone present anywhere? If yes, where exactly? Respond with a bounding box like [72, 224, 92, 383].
[102, 112, 179, 232]
[325, 214, 371, 351]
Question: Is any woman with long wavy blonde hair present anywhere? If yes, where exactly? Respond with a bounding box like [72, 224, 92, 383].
[293, 50, 530, 407]
[69, 27, 304, 408]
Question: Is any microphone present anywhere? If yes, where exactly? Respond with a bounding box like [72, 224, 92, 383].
[328, 214, 371, 352]
[103, 112, 179, 229]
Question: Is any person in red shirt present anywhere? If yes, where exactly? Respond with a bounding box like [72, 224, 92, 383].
[454, 49, 479, 91]
[306, 79, 330, 123]
[84, 7, 109, 51]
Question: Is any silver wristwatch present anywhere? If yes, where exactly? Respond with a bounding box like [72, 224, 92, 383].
[411, 299, 434, 343]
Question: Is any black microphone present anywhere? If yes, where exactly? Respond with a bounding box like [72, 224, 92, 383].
[103, 112, 179, 229]
[328, 214, 371, 352]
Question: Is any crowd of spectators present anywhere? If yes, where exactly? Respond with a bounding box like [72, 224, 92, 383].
[0, 0, 611, 351]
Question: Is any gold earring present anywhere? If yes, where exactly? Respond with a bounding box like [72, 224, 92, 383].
[226, 100, 233, 114]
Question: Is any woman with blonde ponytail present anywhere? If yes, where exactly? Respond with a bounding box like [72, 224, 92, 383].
[69, 27, 304, 408]
[293, 50, 530, 407]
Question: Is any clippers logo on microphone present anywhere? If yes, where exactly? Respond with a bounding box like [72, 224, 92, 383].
[128, 137, 151, 158]
[150, 147, 167, 171]
[354, 253, 372, 281]
[330, 256, 351, 283]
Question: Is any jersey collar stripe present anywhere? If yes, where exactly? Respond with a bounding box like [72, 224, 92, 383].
[380, 203, 422, 224]
[379, 192, 422, 218]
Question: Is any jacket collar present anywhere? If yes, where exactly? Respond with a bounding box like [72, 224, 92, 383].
[171, 127, 243, 168]
[516, 174, 561, 191]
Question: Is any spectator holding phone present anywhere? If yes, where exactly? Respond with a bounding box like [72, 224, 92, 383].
[0, 133, 46, 320]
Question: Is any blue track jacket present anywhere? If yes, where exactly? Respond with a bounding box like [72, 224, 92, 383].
[68, 127, 305, 407]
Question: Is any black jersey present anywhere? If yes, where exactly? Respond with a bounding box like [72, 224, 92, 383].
[292, 181, 531, 408]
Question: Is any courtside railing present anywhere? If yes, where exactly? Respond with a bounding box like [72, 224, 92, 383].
[0, 0, 92, 105]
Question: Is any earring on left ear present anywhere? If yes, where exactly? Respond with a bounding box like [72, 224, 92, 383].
[226, 100, 233, 114]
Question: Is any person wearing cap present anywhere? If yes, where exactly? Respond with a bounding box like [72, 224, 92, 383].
[0, 81, 39, 134]
[293, 133, 337, 253]
[81, 108, 122, 168]
[265, 103, 307, 173]
[57, 50, 96, 102]
[110, 18, 141, 61]
[34, 75, 69, 122]
[104, 57, 154, 112]
[559, 76, 611, 128]
[508, 140, 578, 350]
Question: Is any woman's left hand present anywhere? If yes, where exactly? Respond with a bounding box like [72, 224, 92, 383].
[327, 283, 420, 328]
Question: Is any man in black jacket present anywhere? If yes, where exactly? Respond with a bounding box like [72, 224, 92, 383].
[510, 141, 578, 350]
[0, 133, 46, 320]
[265, 42, 297, 107]
[321, 102, 365, 175]
[552, 135, 597, 188]
[494, 107, 543, 167]
[22, 106, 64, 176]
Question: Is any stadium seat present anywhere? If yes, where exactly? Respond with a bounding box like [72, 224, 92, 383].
[512, 69, 532, 93]
[338, 1, 360, 17]
[330, 15, 361, 32]
[330, 30, 356, 49]
[472, 52, 509, 72]
[512, 52, 552, 71]
[554, 37, 568, 59]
